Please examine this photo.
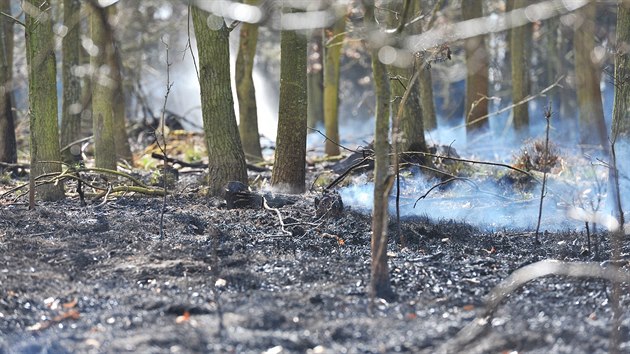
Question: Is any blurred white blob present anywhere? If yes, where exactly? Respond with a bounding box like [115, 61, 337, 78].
[378, 46, 397, 65]
[567, 207, 620, 232]
[195, 0, 263, 24]
[54, 24, 68, 37]
[206, 14, 225, 31]
[281, 10, 334, 30]
[97, 0, 119, 7]
[81, 37, 99, 57]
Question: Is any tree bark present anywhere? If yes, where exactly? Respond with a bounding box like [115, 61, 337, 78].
[323, 7, 346, 156]
[388, 1, 428, 154]
[271, 7, 307, 194]
[509, 0, 530, 140]
[307, 29, 324, 130]
[192, 7, 248, 196]
[611, 1, 630, 140]
[236, 0, 263, 161]
[0, 0, 16, 165]
[24, 0, 64, 201]
[574, 1, 607, 149]
[462, 0, 490, 140]
[364, 0, 395, 301]
[416, 0, 437, 132]
[108, 4, 133, 163]
[90, 3, 117, 170]
[60, 0, 82, 163]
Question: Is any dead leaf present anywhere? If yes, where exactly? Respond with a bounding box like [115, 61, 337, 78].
[63, 298, 78, 309]
[463, 304, 475, 311]
[483, 246, 496, 254]
[176, 310, 191, 324]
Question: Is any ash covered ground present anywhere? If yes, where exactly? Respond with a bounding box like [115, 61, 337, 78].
[1, 168, 629, 353]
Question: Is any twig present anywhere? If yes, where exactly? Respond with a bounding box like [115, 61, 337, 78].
[425, 0, 445, 31]
[186, 3, 200, 81]
[94, 185, 112, 208]
[59, 135, 93, 153]
[308, 126, 360, 154]
[453, 76, 564, 130]
[534, 104, 552, 243]
[0, 10, 25, 27]
[157, 37, 174, 240]
[263, 197, 292, 236]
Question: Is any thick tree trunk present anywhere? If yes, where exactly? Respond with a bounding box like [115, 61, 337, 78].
[323, 8, 345, 156]
[307, 29, 324, 130]
[60, 0, 82, 163]
[574, 1, 607, 149]
[192, 7, 248, 196]
[90, 4, 117, 170]
[108, 5, 133, 163]
[271, 7, 307, 194]
[462, 0, 490, 140]
[611, 1, 630, 140]
[236, 0, 262, 161]
[509, 0, 530, 140]
[364, 0, 394, 301]
[24, 0, 64, 201]
[0, 0, 16, 165]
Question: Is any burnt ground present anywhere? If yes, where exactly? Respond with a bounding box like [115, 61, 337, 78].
[0, 173, 629, 354]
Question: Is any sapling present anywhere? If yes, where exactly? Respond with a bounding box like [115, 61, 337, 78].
[534, 104, 552, 243]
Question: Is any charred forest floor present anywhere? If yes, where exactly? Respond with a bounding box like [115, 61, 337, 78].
[1, 153, 630, 353]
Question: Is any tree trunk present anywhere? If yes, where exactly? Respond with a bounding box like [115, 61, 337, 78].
[509, 0, 530, 140]
[60, 0, 82, 163]
[462, 0, 490, 140]
[416, 0, 437, 132]
[323, 7, 346, 156]
[108, 4, 133, 163]
[24, 0, 64, 201]
[307, 29, 324, 130]
[388, 1, 428, 154]
[192, 7, 248, 196]
[612, 1, 630, 139]
[236, 0, 263, 161]
[90, 4, 117, 170]
[364, 0, 395, 301]
[271, 7, 307, 194]
[0, 0, 16, 165]
[574, 1, 607, 149]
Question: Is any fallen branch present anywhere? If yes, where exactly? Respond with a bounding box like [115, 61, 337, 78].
[438, 259, 630, 353]
[151, 152, 269, 172]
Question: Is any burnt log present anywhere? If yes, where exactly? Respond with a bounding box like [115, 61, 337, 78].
[224, 181, 298, 209]
[314, 190, 344, 219]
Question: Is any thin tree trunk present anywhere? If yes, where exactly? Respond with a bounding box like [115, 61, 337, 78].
[307, 29, 324, 130]
[509, 0, 530, 140]
[108, 4, 133, 163]
[90, 4, 117, 170]
[192, 7, 248, 196]
[462, 0, 490, 140]
[574, 1, 607, 149]
[0, 0, 16, 165]
[60, 0, 82, 163]
[236, 0, 262, 161]
[323, 7, 346, 156]
[271, 6, 307, 194]
[416, 0, 437, 132]
[364, 0, 395, 301]
[24, 0, 64, 201]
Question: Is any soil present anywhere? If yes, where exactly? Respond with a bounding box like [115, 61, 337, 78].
[1, 171, 629, 354]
